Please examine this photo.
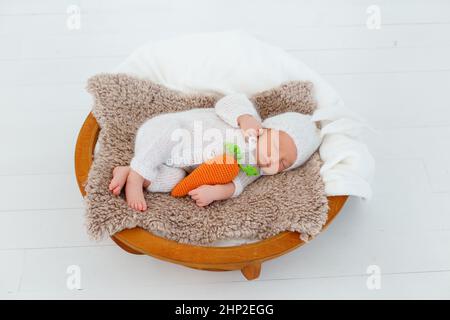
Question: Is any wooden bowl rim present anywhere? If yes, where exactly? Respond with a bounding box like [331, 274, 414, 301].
[75, 112, 348, 266]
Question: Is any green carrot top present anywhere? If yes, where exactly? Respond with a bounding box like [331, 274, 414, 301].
[224, 142, 260, 177]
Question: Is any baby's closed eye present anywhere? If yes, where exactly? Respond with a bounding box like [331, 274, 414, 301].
[279, 158, 292, 172]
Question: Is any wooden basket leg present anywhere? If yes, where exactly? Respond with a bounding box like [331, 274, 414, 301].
[111, 236, 143, 255]
[241, 262, 261, 280]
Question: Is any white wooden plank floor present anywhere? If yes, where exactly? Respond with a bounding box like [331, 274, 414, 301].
[0, 0, 449, 299]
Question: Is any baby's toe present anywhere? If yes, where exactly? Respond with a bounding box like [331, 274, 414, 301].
[112, 186, 121, 195]
[110, 180, 120, 190]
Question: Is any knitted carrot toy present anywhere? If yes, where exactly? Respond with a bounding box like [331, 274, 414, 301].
[171, 153, 239, 197]
[171, 143, 259, 197]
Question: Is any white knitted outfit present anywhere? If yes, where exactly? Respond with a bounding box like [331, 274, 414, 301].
[130, 93, 323, 197]
[130, 93, 262, 197]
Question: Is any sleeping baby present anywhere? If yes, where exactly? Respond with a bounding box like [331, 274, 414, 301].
[109, 93, 322, 211]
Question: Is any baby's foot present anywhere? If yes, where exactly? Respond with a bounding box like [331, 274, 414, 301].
[125, 170, 147, 212]
[109, 166, 130, 195]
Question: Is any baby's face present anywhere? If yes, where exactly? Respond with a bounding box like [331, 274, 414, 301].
[255, 128, 297, 175]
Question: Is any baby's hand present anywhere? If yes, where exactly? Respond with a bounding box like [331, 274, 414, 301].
[188, 185, 217, 207]
[237, 114, 263, 140]
[188, 183, 236, 207]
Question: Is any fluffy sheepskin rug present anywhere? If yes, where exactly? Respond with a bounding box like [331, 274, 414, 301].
[84, 73, 328, 245]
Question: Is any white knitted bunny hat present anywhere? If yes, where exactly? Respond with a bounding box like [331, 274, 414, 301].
[262, 112, 322, 171]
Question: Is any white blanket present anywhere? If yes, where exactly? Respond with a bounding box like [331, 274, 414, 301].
[115, 30, 375, 201]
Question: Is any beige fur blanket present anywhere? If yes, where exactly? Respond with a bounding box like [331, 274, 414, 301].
[84, 73, 328, 245]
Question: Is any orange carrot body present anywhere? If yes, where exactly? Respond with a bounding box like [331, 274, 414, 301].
[171, 154, 240, 197]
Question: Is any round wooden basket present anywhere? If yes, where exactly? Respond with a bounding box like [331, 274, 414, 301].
[75, 113, 348, 280]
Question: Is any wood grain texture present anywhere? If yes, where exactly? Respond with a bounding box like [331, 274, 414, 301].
[75, 112, 348, 280]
